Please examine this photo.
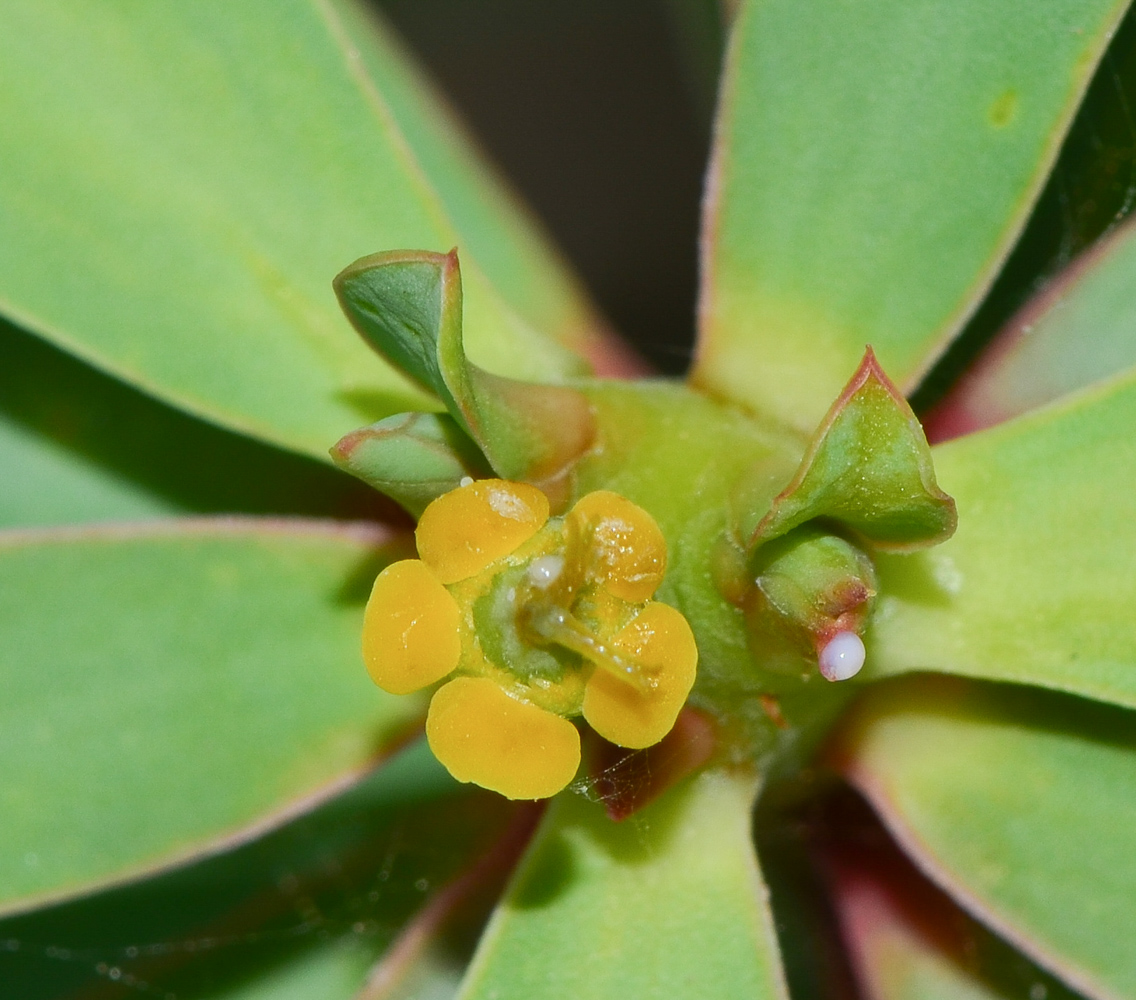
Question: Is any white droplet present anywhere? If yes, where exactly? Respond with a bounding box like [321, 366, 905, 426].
[818, 631, 865, 682]
[459, 476, 474, 487]
[527, 555, 564, 589]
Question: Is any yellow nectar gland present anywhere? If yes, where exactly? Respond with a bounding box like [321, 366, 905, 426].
[361, 478, 698, 799]
[426, 677, 580, 800]
[581, 601, 698, 749]
[415, 478, 548, 584]
[569, 490, 666, 602]
[362, 560, 461, 695]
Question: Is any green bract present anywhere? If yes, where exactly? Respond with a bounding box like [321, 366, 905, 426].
[1, 2, 1135, 999]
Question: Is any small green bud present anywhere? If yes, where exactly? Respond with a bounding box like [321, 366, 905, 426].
[746, 525, 877, 678]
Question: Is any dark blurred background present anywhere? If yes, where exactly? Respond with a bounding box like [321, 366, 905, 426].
[374, 0, 725, 374]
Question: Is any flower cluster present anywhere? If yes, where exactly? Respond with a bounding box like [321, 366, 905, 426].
[362, 478, 697, 799]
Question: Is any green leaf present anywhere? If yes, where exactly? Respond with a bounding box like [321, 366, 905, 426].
[914, 6, 1136, 426]
[695, 0, 1130, 430]
[752, 351, 956, 552]
[835, 677, 1136, 1000]
[824, 789, 1081, 1000]
[867, 367, 1136, 708]
[0, 519, 420, 916]
[457, 771, 789, 1000]
[836, 870, 1074, 1000]
[929, 216, 1136, 440]
[0, 0, 588, 463]
[332, 0, 606, 366]
[0, 316, 386, 529]
[332, 412, 492, 517]
[0, 740, 517, 999]
[335, 250, 594, 486]
[193, 943, 378, 1000]
[837, 881, 1004, 1000]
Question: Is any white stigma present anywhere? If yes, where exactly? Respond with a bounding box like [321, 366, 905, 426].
[818, 631, 865, 682]
[526, 555, 564, 590]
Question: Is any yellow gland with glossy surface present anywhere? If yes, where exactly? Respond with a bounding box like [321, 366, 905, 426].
[415, 478, 549, 584]
[363, 560, 462, 695]
[582, 601, 699, 748]
[570, 490, 667, 602]
[426, 676, 582, 800]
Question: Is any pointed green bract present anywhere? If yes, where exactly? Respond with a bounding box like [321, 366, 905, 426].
[0, 0, 588, 463]
[868, 367, 1136, 708]
[696, 0, 1130, 430]
[331, 411, 492, 517]
[837, 678, 1136, 1000]
[0, 519, 422, 917]
[336, 250, 594, 486]
[457, 771, 788, 1000]
[931, 215, 1136, 439]
[752, 352, 956, 552]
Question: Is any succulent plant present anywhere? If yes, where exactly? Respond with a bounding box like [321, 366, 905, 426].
[3, 3, 1136, 999]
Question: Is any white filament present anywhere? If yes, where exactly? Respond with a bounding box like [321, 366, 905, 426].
[818, 631, 865, 682]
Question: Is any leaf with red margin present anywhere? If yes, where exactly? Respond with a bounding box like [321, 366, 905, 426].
[694, 0, 1130, 431]
[868, 365, 1136, 709]
[832, 676, 1136, 1000]
[0, 517, 422, 918]
[820, 787, 1081, 1000]
[0, 1, 596, 464]
[927, 214, 1136, 443]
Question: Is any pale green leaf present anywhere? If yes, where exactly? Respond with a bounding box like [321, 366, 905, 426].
[827, 803, 1079, 1000]
[867, 367, 1136, 708]
[930, 215, 1136, 439]
[0, 518, 420, 916]
[0, 740, 516, 1000]
[457, 770, 788, 1000]
[0, 0, 588, 463]
[838, 677, 1136, 1000]
[201, 943, 378, 1000]
[696, 0, 1130, 430]
[0, 317, 384, 529]
[334, 0, 603, 362]
[841, 877, 1018, 1000]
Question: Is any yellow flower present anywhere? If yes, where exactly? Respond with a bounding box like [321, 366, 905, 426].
[362, 479, 698, 799]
